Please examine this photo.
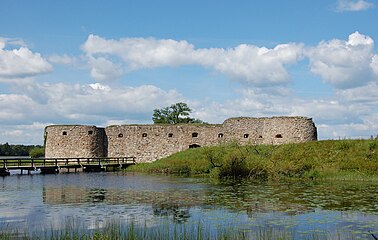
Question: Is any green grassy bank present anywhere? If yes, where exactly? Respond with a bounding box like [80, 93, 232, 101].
[128, 139, 378, 181]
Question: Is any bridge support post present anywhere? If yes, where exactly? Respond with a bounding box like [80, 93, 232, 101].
[0, 168, 10, 176]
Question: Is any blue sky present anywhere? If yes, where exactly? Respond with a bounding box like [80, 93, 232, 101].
[0, 0, 377, 144]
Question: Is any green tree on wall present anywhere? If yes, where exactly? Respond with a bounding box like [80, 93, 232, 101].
[152, 102, 205, 124]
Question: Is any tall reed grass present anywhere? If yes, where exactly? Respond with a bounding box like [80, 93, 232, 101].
[0, 219, 364, 240]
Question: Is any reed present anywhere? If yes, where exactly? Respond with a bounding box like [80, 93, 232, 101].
[0, 219, 364, 240]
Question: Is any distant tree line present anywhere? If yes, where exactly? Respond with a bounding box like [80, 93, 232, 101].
[0, 143, 44, 157]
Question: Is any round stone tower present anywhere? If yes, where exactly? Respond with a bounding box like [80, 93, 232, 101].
[44, 125, 107, 158]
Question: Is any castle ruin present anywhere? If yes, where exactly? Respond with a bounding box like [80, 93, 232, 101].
[44, 117, 317, 163]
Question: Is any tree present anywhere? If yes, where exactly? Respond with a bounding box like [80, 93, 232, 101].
[29, 147, 45, 158]
[152, 102, 205, 124]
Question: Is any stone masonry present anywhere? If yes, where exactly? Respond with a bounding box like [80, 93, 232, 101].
[44, 116, 317, 163]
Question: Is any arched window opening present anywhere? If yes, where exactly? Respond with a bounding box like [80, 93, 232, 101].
[275, 134, 283, 138]
[192, 132, 198, 138]
[118, 133, 123, 138]
[168, 133, 173, 138]
[189, 144, 201, 149]
[62, 131, 67, 136]
[244, 134, 249, 138]
[142, 133, 148, 138]
[218, 133, 224, 138]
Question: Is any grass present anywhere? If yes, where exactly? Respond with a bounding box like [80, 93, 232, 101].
[127, 139, 378, 181]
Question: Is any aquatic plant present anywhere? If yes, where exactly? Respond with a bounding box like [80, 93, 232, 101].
[0, 218, 367, 240]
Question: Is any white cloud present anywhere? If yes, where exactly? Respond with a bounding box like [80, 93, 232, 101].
[307, 32, 377, 88]
[48, 54, 78, 65]
[199, 43, 304, 85]
[336, 0, 374, 12]
[371, 54, 378, 75]
[82, 35, 304, 86]
[82, 35, 196, 69]
[1, 80, 183, 124]
[0, 40, 52, 78]
[89, 83, 111, 92]
[87, 56, 124, 81]
[336, 82, 378, 104]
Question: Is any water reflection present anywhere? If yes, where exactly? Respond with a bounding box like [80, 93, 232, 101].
[1, 172, 378, 238]
[153, 204, 191, 223]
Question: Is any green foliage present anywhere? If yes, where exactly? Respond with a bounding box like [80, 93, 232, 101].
[0, 143, 43, 156]
[152, 102, 205, 124]
[129, 139, 378, 181]
[29, 147, 45, 158]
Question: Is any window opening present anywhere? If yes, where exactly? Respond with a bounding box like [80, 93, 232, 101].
[189, 144, 201, 149]
[218, 133, 224, 138]
[62, 131, 67, 136]
[192, 132, 198, 138]
[88, 130, 93, 135]
[168, 133, 173, 138]
[118, 133, 123, 138]
[275, 134, 283, 138]
[142, 133, 148, 137]
[244, 134, 249, 138]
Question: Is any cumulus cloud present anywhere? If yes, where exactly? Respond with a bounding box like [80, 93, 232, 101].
[87, 56, 124, 81]
[1, 81, 183, 125]
[336, 0, 374, 12]
[48, 54, 78, 65]
[82, 34, 304, 86]
[82, 35, 196, 69]
[198, 43, 304, 85]
[0, 39, 52, 78]
[336, 82, 378, 104]
[82, 33, 378, 88]
[307, 32, 377, 88]
[371, 54, 378, 75]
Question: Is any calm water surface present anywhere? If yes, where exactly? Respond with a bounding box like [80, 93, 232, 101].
[1, 172, 378, 239]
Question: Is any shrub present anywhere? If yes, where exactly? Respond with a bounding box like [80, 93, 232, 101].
[218, 151, 250, 179]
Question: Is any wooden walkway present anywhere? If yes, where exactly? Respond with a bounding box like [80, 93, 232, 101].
[0, 157, 136, 176]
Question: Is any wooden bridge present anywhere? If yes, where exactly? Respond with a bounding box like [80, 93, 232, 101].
[0, 157, 136, 176]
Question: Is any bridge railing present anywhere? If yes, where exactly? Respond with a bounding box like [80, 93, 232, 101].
[0, 157, 136, 169]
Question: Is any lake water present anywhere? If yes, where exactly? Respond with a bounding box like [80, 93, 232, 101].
[1, 172, 378, 239]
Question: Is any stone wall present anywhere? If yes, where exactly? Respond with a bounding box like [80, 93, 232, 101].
[44, 116, 317, 162]
[105, 124, 224, 162]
